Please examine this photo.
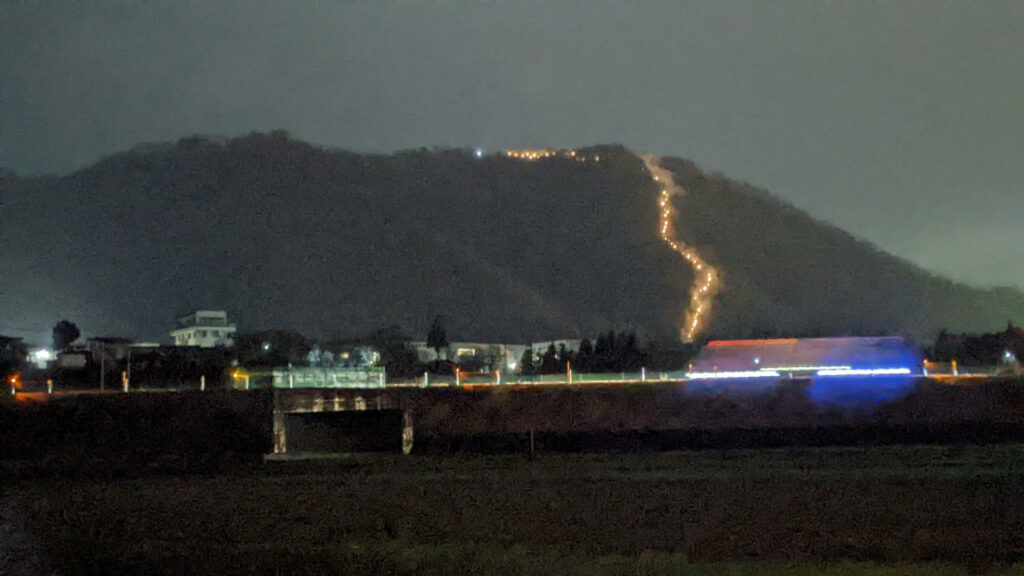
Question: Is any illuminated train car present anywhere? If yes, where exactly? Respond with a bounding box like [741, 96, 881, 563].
[687, 337, 924, 405]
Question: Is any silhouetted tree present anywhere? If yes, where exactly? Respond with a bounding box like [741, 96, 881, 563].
[426, 315, 449, 370]
[540, 344, 559, 374]
[932, 328, 953, 360]
[593, 333, 610, 372]
[558, 343, 572, 372]
[369, 325, 421, 377]
[621, 331, 642, 370]
[599, 330, 618, 371]
[518, 347, 535, 375]
[575, 338, 594, 372]
[0, 338, 27, 378]
[605, 330, 616, 353]
[52, 320, 80, 351]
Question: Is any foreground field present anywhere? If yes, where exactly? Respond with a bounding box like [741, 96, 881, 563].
[8, 445, 1024, 575]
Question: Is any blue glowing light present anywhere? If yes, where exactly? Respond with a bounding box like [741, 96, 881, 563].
[686, 337, 924, 406]
[806, 373, 917, 406]
[815, 367, 913, 377]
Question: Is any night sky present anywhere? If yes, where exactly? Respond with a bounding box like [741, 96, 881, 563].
[2, 1, 1021, 289]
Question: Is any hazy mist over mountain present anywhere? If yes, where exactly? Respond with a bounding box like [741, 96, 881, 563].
[2, 134, 1021, 345]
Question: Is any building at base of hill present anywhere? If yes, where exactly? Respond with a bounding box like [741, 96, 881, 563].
[171, 310, 236, 348]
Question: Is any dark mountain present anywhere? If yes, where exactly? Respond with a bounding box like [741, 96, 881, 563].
[662, 157, 1024, 342]
[1, 133, 1020, 344]
[1, 134, 687, 343]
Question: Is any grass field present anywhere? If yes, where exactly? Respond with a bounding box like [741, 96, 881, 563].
[8, 445, 1024, 575]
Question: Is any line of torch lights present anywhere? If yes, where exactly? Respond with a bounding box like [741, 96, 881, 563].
[643, 156, 720, 343]
[504, 149, 599, 162]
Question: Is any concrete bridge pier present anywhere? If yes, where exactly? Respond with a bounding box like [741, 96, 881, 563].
[402, 409, 414, 455]
[272, 407, 287, 455]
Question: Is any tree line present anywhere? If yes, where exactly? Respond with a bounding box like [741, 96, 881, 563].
[519, 331, 686, 375]
[930, 323, 1024, 366]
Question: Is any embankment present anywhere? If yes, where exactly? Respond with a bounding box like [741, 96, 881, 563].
[2, 378, 1023, 476]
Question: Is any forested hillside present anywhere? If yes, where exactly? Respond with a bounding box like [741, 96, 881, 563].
[1, 134, 688, 342]
[2, 133, 1020, 344]
[662, 157, 1024, 341]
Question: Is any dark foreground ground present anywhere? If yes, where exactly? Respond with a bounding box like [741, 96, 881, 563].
[2, 379, 1024, 574]
[4, 379, 1024, 469]
[5, 445, 1024, 575]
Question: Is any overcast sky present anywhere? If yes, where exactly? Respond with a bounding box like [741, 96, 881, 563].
[2, 1, 1021, 289]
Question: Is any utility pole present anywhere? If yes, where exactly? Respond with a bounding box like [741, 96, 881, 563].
[99, 344, 105, 392]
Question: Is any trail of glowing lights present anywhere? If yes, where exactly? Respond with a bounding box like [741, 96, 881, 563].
[504, 148, 599, 163]
[641, 155, 720, 343]
[503, 149, 716, 342]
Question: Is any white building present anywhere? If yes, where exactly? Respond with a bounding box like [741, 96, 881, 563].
[170, 310, 236, 348]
